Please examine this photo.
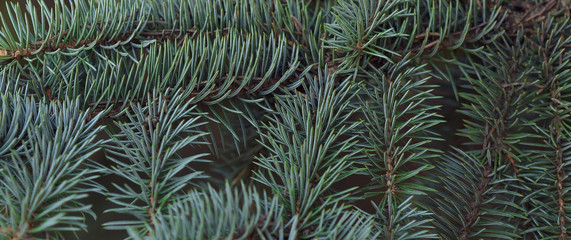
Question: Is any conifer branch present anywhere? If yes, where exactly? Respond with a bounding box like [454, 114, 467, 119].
[458, 165, 492, 239]
[253, 68, 375, 237]
[103, 91, 209, 234]
[1, 0, 569, 239]
[538, 17, 571, 238]
[0, 93, 106, 239]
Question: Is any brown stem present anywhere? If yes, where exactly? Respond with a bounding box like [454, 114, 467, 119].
[0, 18, 306, 60]
[515, 0, 556, 25]
[554, 121, 568, 240]
[414, 32, 441, 39]
[148, 194, 156, 234]
[503, 151, 520, 178]
[543, 23, 569, 238]
[459, 165, 492, 239]
[523, 0, 556, 23]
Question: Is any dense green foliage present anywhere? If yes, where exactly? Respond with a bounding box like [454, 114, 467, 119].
[0, 0, 569, 239]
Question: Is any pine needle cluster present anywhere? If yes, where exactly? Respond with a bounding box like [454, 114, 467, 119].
[0, 0, 569, 239]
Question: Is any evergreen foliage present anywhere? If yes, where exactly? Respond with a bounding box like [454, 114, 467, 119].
[0, 0, 569, 239]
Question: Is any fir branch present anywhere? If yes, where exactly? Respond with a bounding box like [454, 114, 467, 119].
[131, 183, 288, 239]
[429, 149, 523, 239]
[1, 0, 569, 239]
[253, 68, 369, 237]
[458, 164, 492, 239]
[3, 31, 301, 117]
[544, 22, 570, 238]
[103, 91, 209, 234]
[457, 34, 538, 174]
[357, 56, 440, 239]
[0, 0, 147, 61]
[452, 35, 539, 238]
[325, 0, 411, 69]
[523, 16, 571, 238]
[0, 0, 325, 64]
[0, 94, 106, 239]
